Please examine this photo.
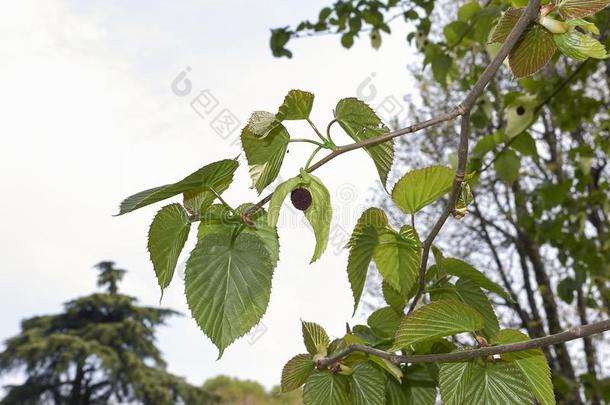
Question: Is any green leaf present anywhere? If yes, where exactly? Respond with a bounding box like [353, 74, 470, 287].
[494, 329, 555, 405]
[185, 231, 274, 357]
[494, 149, 521, 185]
[197, 204, 280, 266]
[391, 165, 454, 214]
[367, 307, 402, 338]
[347, 208, 388, 313]
[383, 281, 406, 313]
[439, 361, 473, 405]
[510, 132, 537, 156]
[335, 98, 394, 187]
[464, 361, 532, 404]
[241, 111, 290, 193]
[554, 29, 609, 61]
[442, 258, 511, 300]
[281, 353, 315, 393]
[183, 164, 235, 215]
[147, 204, 191, 291]
[369, 355, 403, 382]
[509, 24, 557, 78]
[386, 365, 437, 404]
[118, 159, 238, 215]
[557, 0, 610, 19]
[302, 321, 330, 356]
[505, 95, 538, 139]
[489, 8, 522, 44]
[303, 371, 350, 405]
[455, 279, 500, 339]
[557, 277, 577, 304]
[373, 226, 420, 297]
[303, 173, 332, 263]
[268, 173, 331, 263]
[351, 362, 386, 405]
[392, 300, 483, 350]
[431, 53, 453, 86]
[277, 89, 315, 120]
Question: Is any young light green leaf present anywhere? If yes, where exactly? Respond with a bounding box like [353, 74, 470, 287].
[509, 24, 556, 78]
[281, 353, 315, 393]
[442, 257, 511, 300]
[185, 232, 274, 358]
[367, 306, 402, 338]
[335, 98, 394, 187]
[494, 329, 555, 405]
[557, 0, 610, 19]
[351, 362, 386, 405]
[303, 173, 332, 263]
[373, 227, 420, 297]
[494, 149, 521, 185]
[241, 111, 290, 193]
[505, 94, 538, 139]
[464, 361, 533, 404]
[392, 300, 483, 350]
[391, 165, 454, 214]
[439, 361, 473, 405]
[147, 204, 191, 292]
[369, 355, 403, 382]
[277, 89, 315, 120]
[303, 371, 350, 405]
[118, 159, 238, 215]
[554, 29, 609, 61]
[302, 321, 330, 356]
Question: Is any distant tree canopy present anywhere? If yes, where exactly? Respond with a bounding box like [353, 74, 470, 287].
[202, 375, 302, 405]
[0, 262, 217, 405]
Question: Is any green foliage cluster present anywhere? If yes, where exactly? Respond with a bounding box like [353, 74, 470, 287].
[118, 0, 610, 403]
[202, 375, 302, 405]
[0, 262, 216, 404]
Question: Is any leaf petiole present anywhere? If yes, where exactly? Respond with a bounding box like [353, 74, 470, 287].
[209, 187, 235, 213]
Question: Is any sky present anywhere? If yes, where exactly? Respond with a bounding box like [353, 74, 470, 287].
[0, 0, 420, 389]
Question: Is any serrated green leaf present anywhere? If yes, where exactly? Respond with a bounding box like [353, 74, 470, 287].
[439, 361, 473, 405]
[369, 355, 403, 382]
[347, 209, 388, 312]
[367, 306, 402, 338]
[118, 159, 238, 215]
[185, 231, 274, 358]
[392, 300, 483, 350]
[281, 353, 315, 393]
[557, 0, 610, 19]
[183, 164, 235, 215]
[391, 165, 454, 214]
[303, 371, 350, 405]
[373, 227, 420, 297]
[147, 204, 191, 291]
[351, 362, 386, 405]
[494, 329, 555, 405]
[489, 8, 522, 44]
[494, 149, 521, 185]
[277, 89, 315, 120]
[302, 321, 330, 356]
[555, 28, 609, 61]
[509, 24, 556, 78]
[303, 173, 332, 263]
[442, 257, 511, 300]
[464, 361, 533, 404]
[241, 111, 290, 193]
[510, 132, 537, 156]
[335, 98, 394, 187]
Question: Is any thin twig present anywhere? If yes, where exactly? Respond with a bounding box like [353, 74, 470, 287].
[317, 318, 610, 368]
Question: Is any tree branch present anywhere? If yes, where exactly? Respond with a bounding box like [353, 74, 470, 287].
[317, 318, 610, 368]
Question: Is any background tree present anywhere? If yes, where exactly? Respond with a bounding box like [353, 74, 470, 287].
[202, 375, 303, 405]
[273, 0, 610, 403]
[0, 262, 217, 404]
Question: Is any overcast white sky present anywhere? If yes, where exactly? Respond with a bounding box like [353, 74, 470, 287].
[0, 0, 420, 389]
